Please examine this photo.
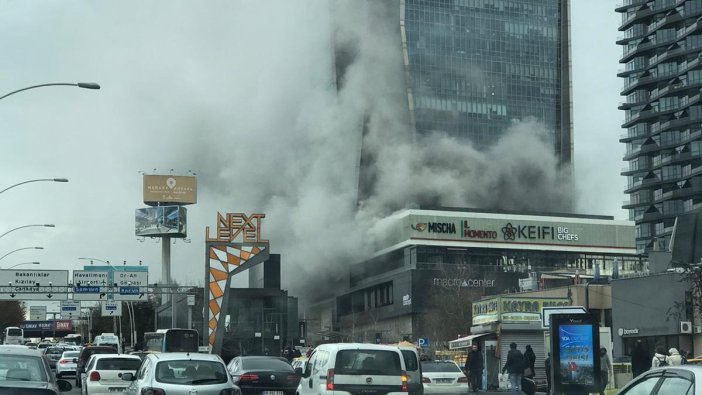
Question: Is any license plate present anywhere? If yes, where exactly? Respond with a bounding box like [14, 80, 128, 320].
[436, 378, 453, 384]
[108, 387, 124, 392]
[262, 391, 284, 395]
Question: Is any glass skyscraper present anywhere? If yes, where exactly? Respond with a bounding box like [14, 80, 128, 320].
[342, 0, 573, 204]
[402, 0, 572, 159]
[617, 0, 702, 252]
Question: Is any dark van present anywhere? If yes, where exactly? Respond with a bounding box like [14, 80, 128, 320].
[73, 345, 117, 387]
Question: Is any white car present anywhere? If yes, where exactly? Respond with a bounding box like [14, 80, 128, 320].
[122, 352, 239, 395]
[297, 343, 409, 395]
[615, 365, 702, 394]
[420, 360, 469, 395]
[81, 353, 142, 395]
[56, 350, 81, 378]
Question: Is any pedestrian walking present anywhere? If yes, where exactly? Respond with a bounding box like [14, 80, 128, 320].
[465, 344, 483, 393]
[599, 347, 611, 395]
[668, 347, 684, 366]
[631, 340, 650, 377]
[545, 352, 552, 395]
[523, 345, 536, 378]
[651, 345, 669, 368]
[501, 342, 524, 395]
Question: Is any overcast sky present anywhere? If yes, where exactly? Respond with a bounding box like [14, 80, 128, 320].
[0, 1, 625, 304]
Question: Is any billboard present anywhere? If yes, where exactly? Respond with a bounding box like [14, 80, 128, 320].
[135, 206, 187, 238]
[143, 175, 197, 205]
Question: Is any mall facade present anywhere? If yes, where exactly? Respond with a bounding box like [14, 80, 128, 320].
[305, 207, 644, 350]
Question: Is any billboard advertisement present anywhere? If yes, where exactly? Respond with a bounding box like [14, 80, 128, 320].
[135, 206, 187, 238]
[551, 313, 601, 394]
[143, 175, 196, 205]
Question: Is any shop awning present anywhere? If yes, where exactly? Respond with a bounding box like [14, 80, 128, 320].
[448, 333, 489, 350]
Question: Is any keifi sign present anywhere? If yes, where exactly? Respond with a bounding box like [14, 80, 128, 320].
[472, 296, 570, 325]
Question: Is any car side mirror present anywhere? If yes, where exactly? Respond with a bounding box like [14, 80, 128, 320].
[57, 380, 73, 392]
[122, 372, 135, 381]
[295, 367, 303, 375]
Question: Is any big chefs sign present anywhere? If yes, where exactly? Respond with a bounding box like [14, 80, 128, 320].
[396, 211, 636, 253]
[472, 296, 571, 325]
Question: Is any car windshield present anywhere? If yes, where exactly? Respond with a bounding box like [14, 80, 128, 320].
[96, 358, 141, 370]
[46, 348, 64, 355]
[421, 362, 462, 373]
[242, 358, 292, 371]
[335, 350, 402, 376]
[0, 355, 48, 382]
[63, 351, 80, 359]
[156, 360, 228, 385]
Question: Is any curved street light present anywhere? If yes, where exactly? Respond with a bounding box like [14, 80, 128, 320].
[0, 224, 55, 240]
[0, 246, 43, 262]
[78, 257, 113, 267]
[0, 178, 68, 195]
[4, 261, 40, 269]
[0, 82, 100, 101]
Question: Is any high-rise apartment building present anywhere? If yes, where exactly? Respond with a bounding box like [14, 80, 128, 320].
[340, 1, 573, 203]
[617, 0, 702, 253]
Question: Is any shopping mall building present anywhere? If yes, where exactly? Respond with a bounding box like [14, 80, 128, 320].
[305, 207, 644, 348]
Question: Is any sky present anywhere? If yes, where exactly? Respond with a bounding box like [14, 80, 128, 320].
[0, 1, 626, 308]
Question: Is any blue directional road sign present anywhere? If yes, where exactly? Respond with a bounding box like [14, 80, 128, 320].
[418, 337, 429, 348]
[119, 286, 140, 295]
[74, 286, 101, 293]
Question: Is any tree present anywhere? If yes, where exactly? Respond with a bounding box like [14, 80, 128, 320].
[0, 301, 26, 330]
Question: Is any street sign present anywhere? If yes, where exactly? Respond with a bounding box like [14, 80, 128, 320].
[101, 301, 122, 317]
[0, 270, 69, 300]
[113, 271, 148, 301]
[542, 306, 587, 328]
[72, 270, 109, 301]
[29, 306, 47, 321]
[61, 301, 81, 320]
[418, 337, 429, 348]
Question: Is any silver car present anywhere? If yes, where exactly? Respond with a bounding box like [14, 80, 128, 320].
[616, 365, 702, 394]
[122, 352, 240, 395]
[0, 345, 72, 393]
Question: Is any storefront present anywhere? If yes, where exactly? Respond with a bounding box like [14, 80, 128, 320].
[469, 295, 571, 388]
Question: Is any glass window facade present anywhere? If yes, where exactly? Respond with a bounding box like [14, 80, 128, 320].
[402, 0, 570, 161]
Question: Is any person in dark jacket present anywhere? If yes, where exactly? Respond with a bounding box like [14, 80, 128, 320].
[465, 344, 484, 393]
[545, 352, 551, 395]
[524, 345, 536, 378]
[502, 342, 524, 395]
[631, 340, 650, 377]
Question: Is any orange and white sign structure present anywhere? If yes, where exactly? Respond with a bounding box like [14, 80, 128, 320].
[205, 212, 269, 354]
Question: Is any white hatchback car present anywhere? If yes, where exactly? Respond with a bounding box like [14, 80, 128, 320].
[297, 343, 409, 395]
[122, 352, 239, 395]
[420, 360, 469, 395]
[56, 350, 81, 378]
[81, 353, 142, 395]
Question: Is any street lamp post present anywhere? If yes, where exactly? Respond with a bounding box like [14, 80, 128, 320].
[0, 246, 43, 262]
[0, 178, 68, 195]
[0, 224, 55, 240]
[3, 261, 40, 269]
[0, 82, 100, 101]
